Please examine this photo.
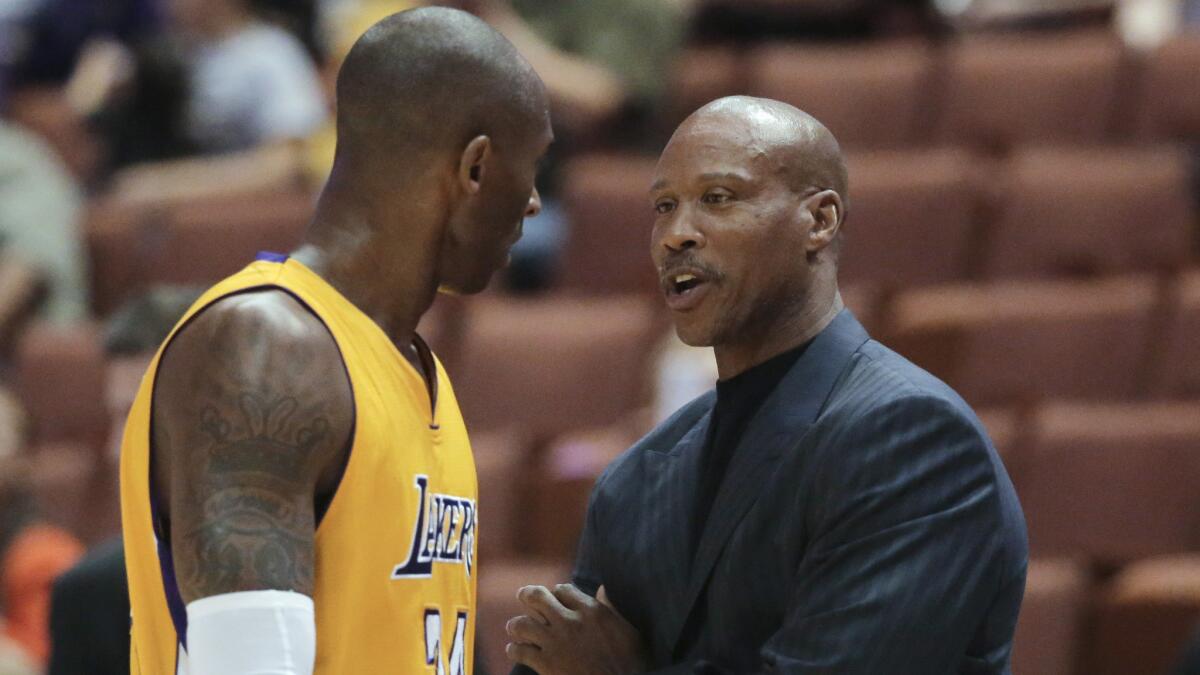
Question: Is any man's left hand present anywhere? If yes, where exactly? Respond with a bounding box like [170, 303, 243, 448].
[506, 583, 649, 675]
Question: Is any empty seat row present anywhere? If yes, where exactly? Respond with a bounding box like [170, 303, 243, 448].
[555, 146, 1198, 297]
[85, 189, 313, 315]
[670, 29, 1200, 149]
[885, 272, 1200, 403]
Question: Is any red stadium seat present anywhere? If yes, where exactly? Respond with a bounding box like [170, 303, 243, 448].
[974, 407, 1024, 480]
[747, 41, 936, 148]
[1011, 559, 1089, 675]
[452, 295, 660, 440]
[85, 197, 149, 316]
[938, 31, 1124, 150]
[841, 148, 979, 287]
[144, 190, 312, 286]
[477, 560, 570, 674]
[1155, 270, 1200, 398]
[840, 283, 882, 335]
[1021, 400, 1200, 563]
[558, 155, 661, 296]
[1088, 555, 1200, 675]
[886, 276, 1157, 405]
[528, 422, 641, 560]
[472, 428, 532, 562]
[981, 146, 1194, 280]
[1137, 31, 1200, 141]
[15, 321, 110, 451]
[666, 48, 745, 127]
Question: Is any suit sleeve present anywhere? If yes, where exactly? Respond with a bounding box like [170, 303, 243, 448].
[750, 395, 1021, 674]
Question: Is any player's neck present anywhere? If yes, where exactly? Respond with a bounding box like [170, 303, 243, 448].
[297, 200, 439, 347]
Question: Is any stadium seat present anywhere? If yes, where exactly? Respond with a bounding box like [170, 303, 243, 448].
[886, 276, 1157, 405]
[477, 560, 570, 674]
[452, 295, 660, 440]
[1011, 559, 1088, 675]
[1088, 555, 1200, 675]
[144, 190, 312, 286]
[1155, 269, 1200, 397]
[666, 48, 745, 127]
[557, 155, 661, 296]
[1021, 400, 1200, 563]
[841, 148, 979, 287]
[1137, 31, 1200, 140]
[938, 31, 1124, 149]
[472, 428, 532, 562]
[747, 41, 936, 148]
[974, 407, 1024, 482]
[840, 283, 882, 335]
[15, 322, 109, 451]
[528, 422, 642, 560]
[981, 146, 1194, 280]
[85, 197, 149, 316]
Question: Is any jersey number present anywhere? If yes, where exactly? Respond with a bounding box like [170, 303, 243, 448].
[424, 609, 467, 675]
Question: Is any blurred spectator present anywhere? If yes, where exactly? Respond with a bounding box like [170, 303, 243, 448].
[9, 0, 160, 88]
[103, 0, 329, 207]
[0, 123, 88, 323]
[0, 635, 35, 675]
[47, 538, 128, 675]
[0, 464, 84, 670]
[172, 0, 327, 154]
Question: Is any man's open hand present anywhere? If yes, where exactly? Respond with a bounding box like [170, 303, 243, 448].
[506, 584, 649, 675]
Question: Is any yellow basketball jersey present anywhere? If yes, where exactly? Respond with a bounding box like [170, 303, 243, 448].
[120, 254, 478, 674]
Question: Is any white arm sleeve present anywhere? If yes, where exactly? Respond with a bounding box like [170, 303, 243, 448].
[185, 590, 315, 675]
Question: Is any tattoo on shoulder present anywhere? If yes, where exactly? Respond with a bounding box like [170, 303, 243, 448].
[170, 322, 344, 599]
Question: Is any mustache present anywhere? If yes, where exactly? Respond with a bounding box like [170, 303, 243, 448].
[658, 252, 722, 281]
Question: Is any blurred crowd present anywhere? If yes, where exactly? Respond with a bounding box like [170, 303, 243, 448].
[0, 0, 1199, 674]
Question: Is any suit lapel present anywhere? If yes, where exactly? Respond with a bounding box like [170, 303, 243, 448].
[665, 310, 872, 653]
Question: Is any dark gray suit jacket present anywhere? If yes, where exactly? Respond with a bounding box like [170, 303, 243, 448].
[519, 310, 1028, 674]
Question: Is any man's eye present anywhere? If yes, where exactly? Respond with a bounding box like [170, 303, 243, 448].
[655, 201, 676, 214]
[702, 191, 731, 204]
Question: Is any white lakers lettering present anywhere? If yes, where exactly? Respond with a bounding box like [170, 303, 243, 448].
[392, 475, 476, 579]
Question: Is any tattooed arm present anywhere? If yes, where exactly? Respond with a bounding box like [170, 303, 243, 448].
[151, 290, 354, 604]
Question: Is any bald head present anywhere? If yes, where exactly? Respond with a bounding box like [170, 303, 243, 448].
[333, 7, 548, 172]
[677, 96, 848, 206]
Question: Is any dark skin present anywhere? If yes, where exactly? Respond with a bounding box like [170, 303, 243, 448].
[506, 96, 847, 673]
[152, 7, 552, 606]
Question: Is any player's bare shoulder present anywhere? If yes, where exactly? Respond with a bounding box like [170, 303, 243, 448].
[151, 289, 354, 603]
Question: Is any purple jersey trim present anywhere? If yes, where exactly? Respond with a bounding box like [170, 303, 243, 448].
[255, 251, 289, 263]
[149, 494, 189, 650]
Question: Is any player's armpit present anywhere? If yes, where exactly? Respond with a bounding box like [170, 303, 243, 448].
[151, 290, 354, 604]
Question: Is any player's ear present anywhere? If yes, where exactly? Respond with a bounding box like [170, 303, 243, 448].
[805, 189, 843, 254]
[459, 135, 491, 194]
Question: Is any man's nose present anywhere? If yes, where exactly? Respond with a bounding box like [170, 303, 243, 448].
[525, 186, 542, 218]
[659, 219, 705, 252]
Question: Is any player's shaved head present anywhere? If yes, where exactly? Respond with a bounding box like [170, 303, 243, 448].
[303, 6, 552, 311]
[678, 96, 848, 206]
[333, 6, 547, 173]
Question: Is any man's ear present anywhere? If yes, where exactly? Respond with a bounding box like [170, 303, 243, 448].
[459, 135, 491, 194]
[806, 189, 844, 254]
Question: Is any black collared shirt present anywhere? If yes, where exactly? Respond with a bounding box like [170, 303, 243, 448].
[692, 340, 811, 557]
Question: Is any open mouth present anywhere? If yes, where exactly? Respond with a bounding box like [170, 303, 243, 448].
[670, 273, 703, 295]
[662, 269, 714, 311]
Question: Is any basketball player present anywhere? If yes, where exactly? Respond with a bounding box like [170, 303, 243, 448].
[119, 8, 552, 674]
